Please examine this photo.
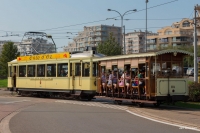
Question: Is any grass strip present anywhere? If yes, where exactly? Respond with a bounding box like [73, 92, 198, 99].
[0, 79, 8, 88]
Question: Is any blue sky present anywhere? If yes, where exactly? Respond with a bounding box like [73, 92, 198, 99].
[0, 0, 199, 51]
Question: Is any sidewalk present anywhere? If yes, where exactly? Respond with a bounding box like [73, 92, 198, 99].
[128, 105, 200, 130]
[0, 88, 17, 97]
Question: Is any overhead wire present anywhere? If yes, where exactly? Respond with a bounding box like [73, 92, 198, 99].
[37, 0, 179, 32]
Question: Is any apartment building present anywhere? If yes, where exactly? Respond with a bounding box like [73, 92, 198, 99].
[124, 31, 145, 54]
[63, 25, 121, 52]
[19, 38, 56, 55]
[147, 18, 194, 51]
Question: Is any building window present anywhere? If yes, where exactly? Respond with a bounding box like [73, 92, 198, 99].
[182, 21, 190, 27]
[165, 30, 172, 35]
[160, 44, 168, 48]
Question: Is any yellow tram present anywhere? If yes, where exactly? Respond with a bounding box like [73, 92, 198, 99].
[7, 49, 193, 105]
[8, 51, 102, 100]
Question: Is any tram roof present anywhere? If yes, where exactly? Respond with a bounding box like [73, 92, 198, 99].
[93, 49, 193, 61]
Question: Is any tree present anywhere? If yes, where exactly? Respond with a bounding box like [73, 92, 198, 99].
[97, 32, 122, 56]
[0, 42, 20, 76]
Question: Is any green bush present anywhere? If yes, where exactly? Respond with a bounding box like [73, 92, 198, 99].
[188, 82, 200, 102]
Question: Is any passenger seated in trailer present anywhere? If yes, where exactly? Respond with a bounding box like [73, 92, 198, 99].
[121, 70, 131, 93]
[107, 71, 112, 87]
[138, 71, 145, 94]
[101, 72, 107, 93]
[132, 76, 138, 86]
[118, 77, 124, 87]
[125, 71, 131, 94]
[118, 71, 125, 92]
[107, 71, 118, 92]
[112, 71, 118, 91]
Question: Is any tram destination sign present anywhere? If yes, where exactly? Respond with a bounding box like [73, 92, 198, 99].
[17, 53, 70, 61]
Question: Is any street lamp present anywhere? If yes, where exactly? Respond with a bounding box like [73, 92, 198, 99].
[107, 8, 137, 54]
[145, 0, 149, 52]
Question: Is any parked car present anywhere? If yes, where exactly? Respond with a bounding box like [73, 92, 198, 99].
[186, 67, 194, 76]
[183, 67, 188, 75]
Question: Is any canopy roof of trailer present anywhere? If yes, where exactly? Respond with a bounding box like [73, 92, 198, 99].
[155, 49, 193, 56]
[94, 49, 193, 61]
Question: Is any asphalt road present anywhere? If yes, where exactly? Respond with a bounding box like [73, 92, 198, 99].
[6, 99, 198, 133]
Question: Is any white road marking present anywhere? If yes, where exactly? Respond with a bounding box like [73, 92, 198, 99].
[0, 100, 30, 104]
[56, 100, 200, 131]
[55, 100, 128, 111]
[126, 110, 200, 132]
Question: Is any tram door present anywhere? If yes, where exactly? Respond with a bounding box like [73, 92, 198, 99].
[11, 66, 17, 90]
[70, 62, 82, 93]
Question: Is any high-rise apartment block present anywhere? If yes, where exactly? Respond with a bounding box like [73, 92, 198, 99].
[124, 31, 145, 54]
[63, 25, 121, 52]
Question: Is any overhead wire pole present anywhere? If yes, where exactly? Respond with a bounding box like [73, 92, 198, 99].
[145, 0, 148, 52]
[194, 5, 198, 82]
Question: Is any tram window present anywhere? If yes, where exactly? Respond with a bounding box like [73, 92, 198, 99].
[112, 65, 118, 71]
[93, 62, 97, 76]
[37, 65, 45, 77]
[145, 63, 149, 77]
[151, 63, 161, 75]
[82, 62, 90, 77]
[27, 65, 35, 77]
[172, 62, 182, 76]
[101, 66, 106, 73]
[19, 66, 26, 77]
[47, 64, 56, 77]
[161, 62, 171, 75]
[70, 63, 72, 76]
[58, 63, 68, 77]
[75, 63, 81, 76]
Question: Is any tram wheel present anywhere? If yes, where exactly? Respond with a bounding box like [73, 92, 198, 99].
[114, 100, 122, 105]
[137, 103, 144, 107]
[87, 98, 92, 101]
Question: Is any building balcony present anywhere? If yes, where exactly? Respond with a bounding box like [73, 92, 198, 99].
[128, 40, 133, 43]
[158, 40, 168, 43]
[147, 41, 156, 44]
[127, 44, 132, 47]
[172, 39, 192, 42]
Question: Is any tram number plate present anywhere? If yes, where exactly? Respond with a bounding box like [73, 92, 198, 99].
[171, 85, 175, 88]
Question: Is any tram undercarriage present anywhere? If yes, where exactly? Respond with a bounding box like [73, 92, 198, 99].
[15, 88, 96, 101]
